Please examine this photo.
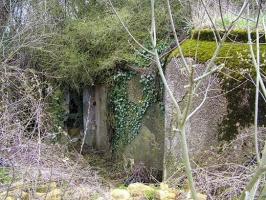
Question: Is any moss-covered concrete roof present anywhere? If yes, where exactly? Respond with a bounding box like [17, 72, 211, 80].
[170, 39, 266, 77]
[169, 37, 266, 141]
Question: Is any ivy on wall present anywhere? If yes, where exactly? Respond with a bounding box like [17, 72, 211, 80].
[110, 70, 159, 150]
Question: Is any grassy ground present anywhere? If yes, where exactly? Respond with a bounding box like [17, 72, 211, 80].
[84, 153, 128, 187]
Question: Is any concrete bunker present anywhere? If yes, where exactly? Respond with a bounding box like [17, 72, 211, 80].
[62, 29, 266, 181]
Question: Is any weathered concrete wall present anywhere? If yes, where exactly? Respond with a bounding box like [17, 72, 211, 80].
[124, 103, 164, 170]
[95, 85, 109, 151]
[123, 77, 164, 173]
[83, 87, 96, 147]
[164, 58, 227, 178]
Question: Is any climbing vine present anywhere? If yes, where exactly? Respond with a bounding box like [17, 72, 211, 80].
[110, 70, 159, 150]
[48, 89, 66, 142]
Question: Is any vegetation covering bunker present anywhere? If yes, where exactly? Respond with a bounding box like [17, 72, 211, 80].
[60, 29, 266, 181]
[62, 69, 165, 177]
[4, 1, 266, 198]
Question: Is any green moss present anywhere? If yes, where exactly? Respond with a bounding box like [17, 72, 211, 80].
[171, 39, 266, 71]
[191, 29, 266, 43]
[170, 39, 266, 140]
[144, 189, 156, 200]
[0, 168, 12, 184]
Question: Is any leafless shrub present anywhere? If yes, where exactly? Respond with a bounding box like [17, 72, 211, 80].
[193, 163, 253, 200]
[0, 64, 110, 199]
[167, 131, 266, 199]
[189, 0, 259, 30]
[0, 2, 110, 198]
[123, 162, 152, 185]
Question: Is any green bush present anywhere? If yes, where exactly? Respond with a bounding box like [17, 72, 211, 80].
[35, 0, 187, 88]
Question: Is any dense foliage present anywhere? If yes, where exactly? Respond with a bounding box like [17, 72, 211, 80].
[43, 0, 186, 88]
